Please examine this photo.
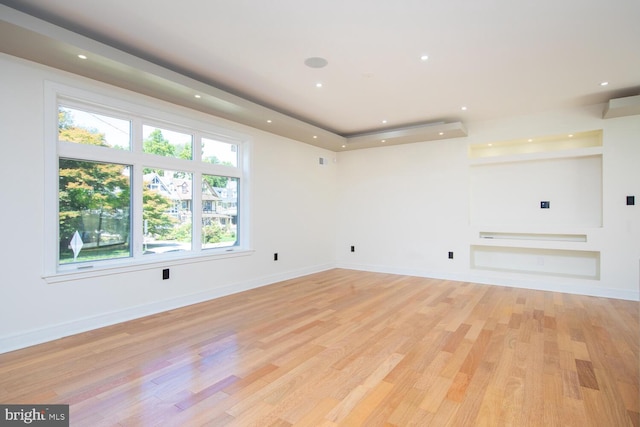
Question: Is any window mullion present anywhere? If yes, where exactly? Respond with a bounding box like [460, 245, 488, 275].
[192, 171, 202, 251]
[192, 134, 202, 251]
[131, 117, 144, 259]
[131, 117, 144, 156]
[58, 142, 131, 164]
[193, 133, 203, 163]
[44, 87, 60, 276]
[50, 82, 247, 276]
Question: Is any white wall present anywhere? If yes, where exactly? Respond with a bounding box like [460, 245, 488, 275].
[470, 155, 603, 227]
[0, 54, 337, 353]
[335, 137, 469, 277]
[1, 52, 638, 354]
[601, 115, 640, 295]
[336, 106, 640, 300]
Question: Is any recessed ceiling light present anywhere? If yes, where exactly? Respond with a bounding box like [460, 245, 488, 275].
[568, 134, 574, 138]
[267, 120, 272, 123]
[600, 81, 609, 86]
[316, 82, 323, 88]
[341, 144, 346, 148]
[381, 139, 386, 143]
[77, 54, 87, 60]
[313, 135, 318, 139]
[382, 120, 387, 124]
[528, 138, 533, 142]
[461, 106, 467, 111]
[439, 132, 444, 136]
[194, 94, 201, 99]
[488, 143, 493, 147]
[420, 54, 429, 61]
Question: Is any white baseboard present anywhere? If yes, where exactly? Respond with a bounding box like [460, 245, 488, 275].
[336, 262, 640, 301]
[0, 263, 333, 355]
[3, 261, 636, 354]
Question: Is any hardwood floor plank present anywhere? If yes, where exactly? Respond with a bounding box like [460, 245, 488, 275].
[293, 397, 339, 427]
[445, 372, 470, 402]
[386, 385, 425, 426]
[418, 374, 453, 413]
[174, 375, 239, 410]
[617, 381, 640, 414]
[582, 387, 633, 427]
[325, 384, 370, 423]
[542, 372, 563, 427]
[439, 339, 474, 379]
[562, 368, 584, 400]
[357, 368, 421, 426]
[559, 397, 589, 427]
[575, 359, 599, 390]
[450, 361, 494, 426]
[441, 323, 472, 353]
[0, 269, 636, 426]
[339, 381, 393, 426]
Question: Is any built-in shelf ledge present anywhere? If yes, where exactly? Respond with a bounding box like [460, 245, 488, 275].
[479, 232, 587, 242]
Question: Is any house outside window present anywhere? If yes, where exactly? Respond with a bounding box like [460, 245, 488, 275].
[45, 82, 250, 278]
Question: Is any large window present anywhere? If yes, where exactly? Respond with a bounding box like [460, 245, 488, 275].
[47, 85, 248, 276]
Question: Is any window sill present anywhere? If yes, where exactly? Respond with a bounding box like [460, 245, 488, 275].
[43, 248, 254, 284]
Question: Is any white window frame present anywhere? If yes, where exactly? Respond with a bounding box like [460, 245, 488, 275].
[43, 81, 252, 283]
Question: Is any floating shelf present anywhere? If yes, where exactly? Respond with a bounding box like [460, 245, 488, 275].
[479, 232, 587, 242]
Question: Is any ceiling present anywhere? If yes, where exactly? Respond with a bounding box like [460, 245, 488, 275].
[1, 0, 639, 151]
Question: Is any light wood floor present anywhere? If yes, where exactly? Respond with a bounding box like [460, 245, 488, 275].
[1, 269, 638, 426]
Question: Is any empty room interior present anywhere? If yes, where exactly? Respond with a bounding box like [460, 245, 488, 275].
[0, 1, 639, 426]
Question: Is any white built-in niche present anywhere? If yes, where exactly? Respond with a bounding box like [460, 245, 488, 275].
[468, 130, 602, 280]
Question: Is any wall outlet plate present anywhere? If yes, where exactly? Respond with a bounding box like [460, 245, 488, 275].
[540, 201, 550, 209]
[627, 196, 635, 206]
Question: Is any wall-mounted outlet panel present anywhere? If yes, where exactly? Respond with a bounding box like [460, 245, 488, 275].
[274, 253, 278, 261]
[162, 268, 170, 280]
[350, 246, 355, 252]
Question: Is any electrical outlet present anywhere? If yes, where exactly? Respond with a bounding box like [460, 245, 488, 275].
[627, 196, 635, 206]
[540, 201, 550, 209]
[448, 251, 454, 259]
[274, 253, 278, 261]
[162, 268, 170, 280]
[350, 245, 355, 252]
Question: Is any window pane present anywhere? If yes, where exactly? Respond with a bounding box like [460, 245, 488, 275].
[202, 175, 238, 249]
[202, 137, 238, 167]
[58, 106, 131, 150]
[59, 159, 131, 264]
[143, 170, 193, 254]
[143, 126, 193, 160]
